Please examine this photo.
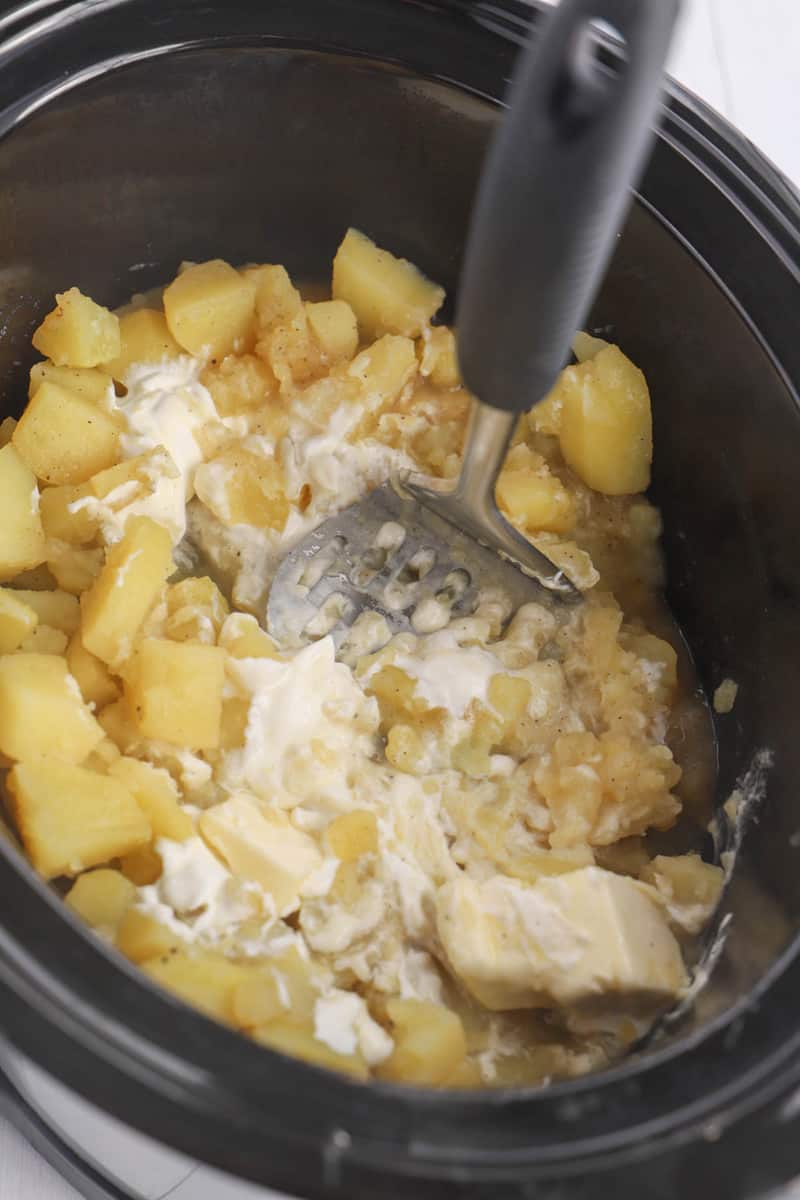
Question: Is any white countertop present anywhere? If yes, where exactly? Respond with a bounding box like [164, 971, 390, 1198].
[3, 0, 800, 1196]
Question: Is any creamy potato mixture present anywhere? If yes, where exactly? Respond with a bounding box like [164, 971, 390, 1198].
[0, 230, 724, 1086]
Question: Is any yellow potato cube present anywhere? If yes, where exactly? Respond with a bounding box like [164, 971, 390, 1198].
[257, 309, 321, 390]
[0, 589, 38, 652]
[125, 637, 225, 748]
[244, 263, 303, 331]
[419, 325, 461, 388]
[81, 736, 121, 773]
[164, 260, 256, 360]
[12, 381, 120, 486]
[0, 445, 47, 580]
[326, 810, 379, 862]
[348, 334, 417, 411]
[104, 308, 182, 380]
[641, 853, 724, 934]
[218, 613, 280, 659]
[385, 723, 425, 773]
[143, 951, 250, 1022]
[47, 545, 104, 596]
[97, 696, 141, 753]
[0, 416, 16, 446]
[109, 756, 193, 841]
[165, 576, 229, 645]
[253, 1018, 368, 1080]
[116, 909, 184, 963]
[305, 300, 358, 363]
[7, 759, 150, 879]
[0, 653, 103, 763]
[66, 631, 120, 708]
[17, 625, 68, 655]
[32, 288, 121, 368]
[65, 868, 136, 929]
[81, 516, 173, 666]
[230, 946, 316, 1027]
[572, 331, 610, 362]
[558, 345, 653, 495]
[29, 361, 113, 405]
[379, 999, 466, 1085]
[333, 228, 444, 338]
[497, 463, 576, 535]
[39, 483, 97, 545]
[119, 845, 163, 885]
[194, 447, 289, 531]
[200, 353, 275, 416]
[12, 588, 79, 634]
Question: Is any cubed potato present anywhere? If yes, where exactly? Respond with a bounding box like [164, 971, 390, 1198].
[194, 447, 289, 531]
[326, 810, 378, 862]
[109, 756, 193, 841]
[119, 845, 163, 885]
[305, 300, 358, 363]
[253, 1017, 368, 1080]
[7, 759, 150, 879]
[0, 416, 16, 446]
[82, 737, 121, 774]
[65, 868, 136, 929]
[164, 576, 229, 645]
[557, 345, 652, 495]
[378, 999, 466, 1085]
[641, 853, 724, 934]
[125, 637, 225, 748]
[164, 260, 256, 360]
[244, 264, 303, 332]
[0, 445, 47, 580]
[230, 946, 316, 1027]
[0, 653, 103, 763]
[47, 545, 104, 595]
[218, 613, 280, 659]
[142, 950, 250, 1022]
[0, 589, 38, 652]
[384, 723, 425, 773]
[29, 361, 113, 405]
[12, 381, 120, 486]
[348, 334, 417, 411]
[39, 483, 97, 545]
[17, 625, 68, 655]
[219, 697, 250, 750]
[12, 588, 79, 634]
[116, 909, 184, 963]
[66, 632, 120, 708]
[419, 325, 461, 388]
[572, 331, 610, 363]
[81, 516, 173, 666]
[104, 309, 182, 381]
[497, 463, 576, 535]
[97, 696, 141, 753]
[200, 354, 275, 416]
[32, 288, 121, 368]
[333, 228, 444, 338]
[257, 309, 321, 390]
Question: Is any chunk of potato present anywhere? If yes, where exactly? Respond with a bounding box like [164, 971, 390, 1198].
[230, 946, 317, 1027]
[65, 868, 136, 929]
[0, 653, 103, 763]
[47, 545, 104, 596]
[164, 576, 229, 645]
[12, 381, 120, 486]
[0, 416, 16, 446]
[39, 483, 96, 545]
[378, 999, 467, 1085]
[104, 309, 182, 381]
[497, 461, 576, 534]
[125, 637, 225, 749]
[253, 1017, 368, 1080]
[218, 613, 280, 660]
[641, 853, 724, 934]
[17, 625, 68, 655]
[557, 345, 652, 495]
[116, 909, 184, 963]
[164, 260, 256, 360]
[0, 445, 47, 580]
[82, 736, 121, 773]
[29, 361, 113, 405]
[7, 759, 150, 879]
[32, 288, 121, 368]
[97, 696, 141, 753]
[66, 631, 119, 707]
[0, 589, 38, 652]
[348, 334, 417, 412]
[108, 756, 193, 841]
[81, 516, 173, 667]
[419, 325, 461, 388]
[194, 447, 289, 531]
[244, 263, 303, 331]
[142, 951, 250, 1022]
[119, 844, 163, 885]
[326, 810, 378, 862]
[305, 300, 358, 363]
[333, 228, 444, 338]
[12, 588, 79, 634]
[200, 353, 275, 417]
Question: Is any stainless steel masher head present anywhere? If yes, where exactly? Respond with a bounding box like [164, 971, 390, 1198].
[268, 0, 680, 648]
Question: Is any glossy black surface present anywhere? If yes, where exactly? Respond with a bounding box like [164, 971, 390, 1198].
[0, 2, 799, 1198]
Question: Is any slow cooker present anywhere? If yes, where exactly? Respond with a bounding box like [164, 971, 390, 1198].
[1, 1, 800, 1197]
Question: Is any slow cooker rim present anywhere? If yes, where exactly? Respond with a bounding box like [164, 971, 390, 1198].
[0, 0, 799, 1191]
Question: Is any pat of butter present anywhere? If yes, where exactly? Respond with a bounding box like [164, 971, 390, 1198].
[436, 866, 686, 1012]
[200, 796, 322, 914]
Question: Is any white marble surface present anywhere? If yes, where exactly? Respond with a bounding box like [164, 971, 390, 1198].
[3, 0, 800, 1196]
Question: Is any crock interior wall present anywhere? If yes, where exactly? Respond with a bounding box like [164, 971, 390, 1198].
[0, 45, 798, 1049]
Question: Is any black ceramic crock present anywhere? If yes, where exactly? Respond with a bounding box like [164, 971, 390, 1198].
[0, 2, 799, 1198]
